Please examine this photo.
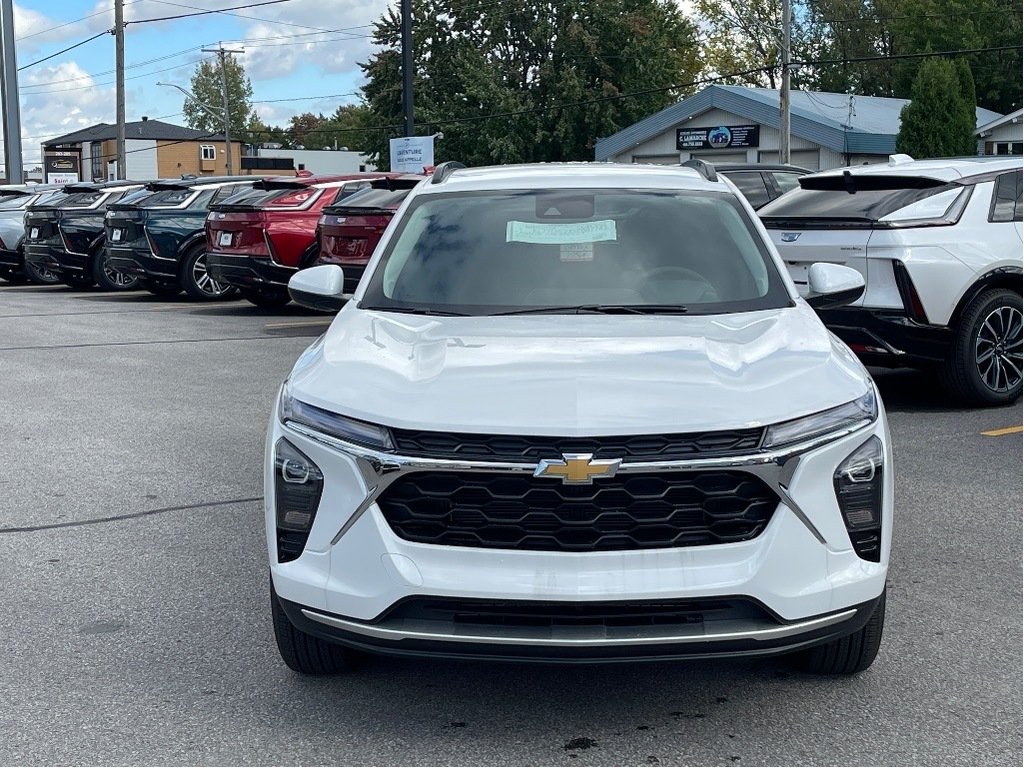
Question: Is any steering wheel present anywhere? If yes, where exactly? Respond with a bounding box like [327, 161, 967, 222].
[639, 266, 720, 303]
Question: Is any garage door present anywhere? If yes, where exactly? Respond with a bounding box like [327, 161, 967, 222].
[758, 150, 820, 170]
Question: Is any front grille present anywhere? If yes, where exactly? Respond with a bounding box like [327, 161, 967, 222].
[390, 427, 764, 462]
[377, 471, 778, 552]
[379, 596, 773, 628]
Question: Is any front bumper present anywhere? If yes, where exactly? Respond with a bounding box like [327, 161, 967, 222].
[278, 592, 883, 663]
[819, 307, 952, 366]
[267, 398, 892, 660]
[106, 246, 178, 281]
[207, 252, 294, 291]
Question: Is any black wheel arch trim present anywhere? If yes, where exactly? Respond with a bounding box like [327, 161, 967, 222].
[950, 266, 1023, 327]
[175, 230, 207, 262]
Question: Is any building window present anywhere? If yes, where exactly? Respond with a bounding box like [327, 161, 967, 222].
[200, 144, 216, 161]
[90, 141, 103, 181]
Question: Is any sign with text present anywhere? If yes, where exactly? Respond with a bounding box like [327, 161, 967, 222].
[389, 136, 435, 173]
[44, 154, 81, 185]
[676, 124, 760, 150]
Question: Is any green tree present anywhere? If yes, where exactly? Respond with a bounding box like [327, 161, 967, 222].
[183, 55, 254, 137]
[803, 0, 1021, 113]
[895, 58, 978, 157]
[693, 0, 794, 88]
[360, 0, 701, 168]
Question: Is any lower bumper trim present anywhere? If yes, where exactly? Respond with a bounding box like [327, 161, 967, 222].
[279, 594, 882, 663]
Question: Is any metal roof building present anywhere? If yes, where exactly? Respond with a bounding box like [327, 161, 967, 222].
[595, 85, 1005, 170]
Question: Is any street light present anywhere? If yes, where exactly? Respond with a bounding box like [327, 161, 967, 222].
[157, 81, 233, 175]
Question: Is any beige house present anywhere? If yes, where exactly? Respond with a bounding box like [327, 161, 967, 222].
[42, 118, 243, 182]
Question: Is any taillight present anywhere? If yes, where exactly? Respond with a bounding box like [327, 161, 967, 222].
[892, 260, 927, 323]
[145, 228, 161, 257]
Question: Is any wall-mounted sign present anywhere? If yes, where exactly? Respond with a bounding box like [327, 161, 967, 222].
[676, 124, 760, 150]
[44, 154, 81, 185]
[389, 136, 434, 173]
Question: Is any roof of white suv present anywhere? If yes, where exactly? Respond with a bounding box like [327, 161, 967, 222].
[810, 155, 1021, 183]
[423, 163, 728, 194]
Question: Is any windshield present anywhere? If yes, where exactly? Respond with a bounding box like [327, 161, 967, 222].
[360, 189, 791, 316]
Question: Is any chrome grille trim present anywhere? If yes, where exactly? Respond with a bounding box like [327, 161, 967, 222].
[280, 420, 878, 548]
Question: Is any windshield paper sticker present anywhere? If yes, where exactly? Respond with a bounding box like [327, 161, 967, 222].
[506, 220, 617, 244]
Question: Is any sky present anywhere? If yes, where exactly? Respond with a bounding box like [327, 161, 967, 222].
[6, 0, 395, 168]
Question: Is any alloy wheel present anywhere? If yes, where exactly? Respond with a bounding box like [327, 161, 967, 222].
[191, 253, 230, 297]
[104, 263, 138, 289]
[975, 305, 1023, 393]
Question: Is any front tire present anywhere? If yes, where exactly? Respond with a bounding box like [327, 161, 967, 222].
[180, 246, 236, 301]
[942, 289, 1022, 405]
[92, 252, 140, 292]
[271, 579, 357, 675]
[796, 590, 885, 675]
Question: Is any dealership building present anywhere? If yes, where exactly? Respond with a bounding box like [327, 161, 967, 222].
[595, 84, 1005, 170]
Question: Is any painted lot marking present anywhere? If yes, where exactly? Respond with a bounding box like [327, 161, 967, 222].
[980, 425, 1024, 437]
[264, 319, 333, 330]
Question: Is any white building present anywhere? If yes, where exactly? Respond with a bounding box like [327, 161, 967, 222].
[595, 85, 1005, 170]
[975, 109, 1023, 156]
[243, 148, 376, 175]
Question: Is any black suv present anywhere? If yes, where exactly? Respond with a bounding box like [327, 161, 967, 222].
[105, 176, 256, 299]
[713, 164, 810, 209]
[23, 181, 150, 290]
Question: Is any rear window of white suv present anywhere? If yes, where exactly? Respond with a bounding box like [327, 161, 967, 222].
[360, 189, 792, 315]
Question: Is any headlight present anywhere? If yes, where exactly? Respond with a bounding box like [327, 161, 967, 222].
[763, 388, 877, 449]
[279, 381, 394, 451]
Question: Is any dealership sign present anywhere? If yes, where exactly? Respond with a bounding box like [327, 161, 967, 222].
[389, 136, 435, 173]
[676, 124, 760, 150]
[44, 154, 81, 185]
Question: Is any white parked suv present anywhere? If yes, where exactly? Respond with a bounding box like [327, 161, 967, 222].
[267, 161, 892, 676]
[760, 156, 1023, 405]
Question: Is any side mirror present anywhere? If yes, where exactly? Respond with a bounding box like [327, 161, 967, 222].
[288, 264, 347, 312]
[806, 263, 865, 310]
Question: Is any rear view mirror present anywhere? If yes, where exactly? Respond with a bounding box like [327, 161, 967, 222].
[288, 265, 347, 312]
[806, 263, 865, 310]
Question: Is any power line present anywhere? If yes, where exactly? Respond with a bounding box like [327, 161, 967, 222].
[23, 55, 215, 96]
[17, 31, 110, 71]
[22, 45, 206, 89]
[15, 0, 146, 42]
[815, 6, 1019, 25]
[793, 45, 1022, 68]
[141, 0, 336, 33]
[125, 0, 295, 26]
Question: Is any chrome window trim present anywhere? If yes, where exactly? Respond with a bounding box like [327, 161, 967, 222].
[300, 605, 858, 647]
[282, 416, 879, 548]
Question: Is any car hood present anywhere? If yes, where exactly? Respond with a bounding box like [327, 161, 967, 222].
[287, 303, 871, 435]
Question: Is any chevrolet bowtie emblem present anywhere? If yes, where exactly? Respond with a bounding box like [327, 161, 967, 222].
[534, 453, 622, 485]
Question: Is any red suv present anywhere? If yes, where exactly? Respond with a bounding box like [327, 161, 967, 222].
[315, 174, 424, 293]
[205, 173, 396, 307]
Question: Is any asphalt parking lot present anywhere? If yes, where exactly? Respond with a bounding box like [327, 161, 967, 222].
[0, 284, 1021, 766]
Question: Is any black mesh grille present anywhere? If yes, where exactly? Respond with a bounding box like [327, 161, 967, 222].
[390, 428, 764, 462]
[377, 471, 778, 552]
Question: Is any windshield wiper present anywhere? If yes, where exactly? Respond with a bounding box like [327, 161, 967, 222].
[361, 305, 470, 317]
[491, 304, 689, 316]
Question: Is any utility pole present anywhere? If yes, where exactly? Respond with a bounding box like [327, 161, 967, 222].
[400, 0, 413, 136]
[0, 0, 23, 184]
[114, 0, 126, 179]
[201, 45, 243, 175]
[779, 0, 791, 165]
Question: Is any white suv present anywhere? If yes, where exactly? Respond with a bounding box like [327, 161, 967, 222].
[267, 162, 892, 676]
[760, 156, 1023, 405]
